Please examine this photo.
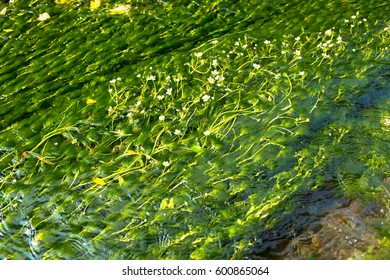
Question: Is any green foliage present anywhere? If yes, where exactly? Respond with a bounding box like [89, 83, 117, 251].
[0, 0, 389, 259]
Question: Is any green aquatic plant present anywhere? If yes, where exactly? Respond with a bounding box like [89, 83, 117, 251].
[0, 0, 389, 259]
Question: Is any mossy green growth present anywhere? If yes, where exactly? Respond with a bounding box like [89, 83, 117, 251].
[0, 0, 389, 259]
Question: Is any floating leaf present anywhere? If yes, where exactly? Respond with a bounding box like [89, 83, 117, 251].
[160, 197, 174, 210]
[55, 0, 74, 4]
[125, 149, 138, 155]
[168, 197, 175, 209]
[109, 4, 132, 15]
[90, 0, 101, 10]
[86, 98, 97, 105]
[117, 175, 125, 185]
[92, 177, 106, 186]
[160, 198, 168, 210]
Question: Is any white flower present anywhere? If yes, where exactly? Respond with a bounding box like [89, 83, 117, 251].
[157, 95, 164, 100]
[211, 70, 219, 76]
[38, 12, 50, 21]
[71, 139, 78, 144]
[217, 75, 225, 82]
[146, 75, 156, 81]
[207, 76, 215, 84]
[203, 130, 210, 136]
[194, 52, 203, 58]
[351, 15, 356, 19]
[109, 79, 116, 84]
[166, 88, 173, 95]
[298, 71, 305, 76]
[162, 161, 170, 167]
[159, 115, 165, 121]
[234, 41, 240, 46]
[108, 88, 113, 93]
[337, 36, 343, 43]
[275, 73, 281, 80]
[136, 74, 141, 78]
[202, 94, 211, 102]
[135, 101, 141, 106]
[325, 29, 332, 36]
[264, 40, 271, 45]
[294, 50, 301, 56]
[212, 59, 218, 66]
[253, 63, 260, 70]
[174, 129, 181, 135]
[211, 40, 218, 45]
[242, 44, 248, 49]
[295, 36, 301, 41]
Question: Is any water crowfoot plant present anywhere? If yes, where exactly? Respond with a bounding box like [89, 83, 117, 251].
[0, 0, 389, 260]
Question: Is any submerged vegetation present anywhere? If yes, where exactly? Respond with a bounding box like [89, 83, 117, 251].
[0, 0, 389, 259]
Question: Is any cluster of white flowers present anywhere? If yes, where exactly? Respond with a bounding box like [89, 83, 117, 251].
[194, 52, 203, 58]
[146, 75, 156, 81]
[109, 77, 121, 84]
[38, 12, 50, 21]
[207, 69, 225, 86]
[253, 63, 261, 70]
[325, 29, 332, 37]
[294, 50, 302, 59]
[202, 94, 211, 102]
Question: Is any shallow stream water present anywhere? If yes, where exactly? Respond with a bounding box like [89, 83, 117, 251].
[0, 0, 389, 259]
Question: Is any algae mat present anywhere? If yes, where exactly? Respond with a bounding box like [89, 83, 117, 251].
[0, 0, 389, 259]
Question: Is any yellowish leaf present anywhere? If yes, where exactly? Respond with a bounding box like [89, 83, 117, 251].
[125, 150, 138, 155]
[160, 197, 174, 210]
[117, 175, 125, 186]
[109, 4, 131, 15]
[0, 7, 7, 15]
[92, 177, 106, 185]
[90, 0, 101, 10]
[4, 29, 13, 33]
[55, 0, 74, 4]
[160, 198, 169, 210]
[168, 197, 175, 209]
[86, 98, 97, 105]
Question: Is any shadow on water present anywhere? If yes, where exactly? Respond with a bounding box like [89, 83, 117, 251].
[244, 67, 390, 260]
[245, 183, 387, 260]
